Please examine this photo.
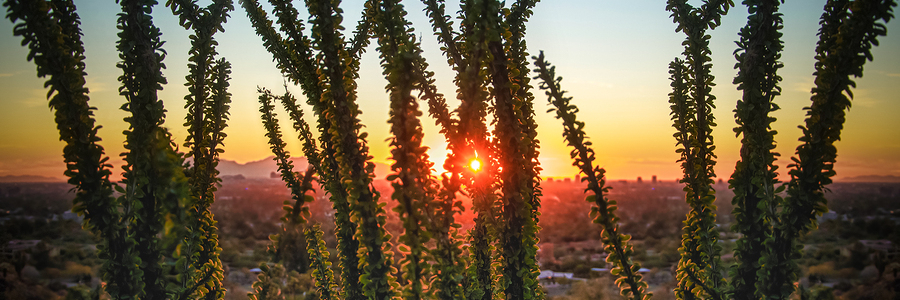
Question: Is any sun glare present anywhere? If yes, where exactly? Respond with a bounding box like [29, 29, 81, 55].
[469, 159, 482, 172]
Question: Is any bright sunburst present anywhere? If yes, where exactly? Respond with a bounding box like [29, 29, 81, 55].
[469, 159, 482, 172]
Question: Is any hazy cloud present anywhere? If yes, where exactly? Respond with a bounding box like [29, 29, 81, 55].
[21, 88, 46, 108]
[85, 76, 111, 93]
[788, 76, 815, 93]
[0, 157, 64, 178]
[831, 157, 900, 179]
[624, 158, 671, 165]
[850, 89, 877, 108]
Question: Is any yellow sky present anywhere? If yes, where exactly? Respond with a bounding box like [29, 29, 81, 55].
[0, 0, 898, 182]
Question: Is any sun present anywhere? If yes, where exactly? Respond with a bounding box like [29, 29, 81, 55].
[469, 159, 482, 172]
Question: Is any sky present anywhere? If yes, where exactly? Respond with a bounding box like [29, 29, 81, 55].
[0, 0, 898, 182]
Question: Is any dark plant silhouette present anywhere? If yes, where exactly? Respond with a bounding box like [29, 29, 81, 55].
[7, 0, 895, 299]
[6, 0, 233, 298]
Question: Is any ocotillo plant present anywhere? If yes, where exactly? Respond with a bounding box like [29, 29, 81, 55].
[250, 88, 321, 300]
[13, 0, 894, 299]
[248, 262, 288, 300]
[246, 0, 546, 299]
[422, 0, 544, 298]
[666, 0, 895, 300]
[422, 0, 498, 298]
[241, 0, 367, 297]
[114, 0, 191, 297]
[166, 0, 234, 298]
[254, 80, 343, 300]
[533, 1, 894, 299]
[6, 0, 234, 299]
[368, 0, 437, 298]
[244, 0, 398, 299]
[4, 0, 133, 296]
[257, 88, 316, 274]
[305, 224, 338, 300]
[533, 52, 651, 300]
[764, 0, 895, 298]
[667, 1, 732, 299]
[728, 0, 784, 299]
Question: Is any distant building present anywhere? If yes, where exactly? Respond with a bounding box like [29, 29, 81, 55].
[652, 175, 657, 184]
[2, 240, 43, 259]
[860, 240, 894, 253]
[818, 210, 840, 222]
[590, 267, 651, 275]
[538, 270, 574, 280]
[637, 176, 643, 184]
[6, 240, 41, 252]
[56, 211, 83, 223]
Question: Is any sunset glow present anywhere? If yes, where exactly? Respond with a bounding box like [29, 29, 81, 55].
[469, 159, 482, 172]
[0, 0, 897, 181]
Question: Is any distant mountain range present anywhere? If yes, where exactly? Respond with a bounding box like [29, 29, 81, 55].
[0, 156, 394, 183]
[0, 175, 65, 182]
[4, 158, 895, 183]
[217, 156, 308, 178]
[839, 175, 900, 182]
[217, 156, 393, 179]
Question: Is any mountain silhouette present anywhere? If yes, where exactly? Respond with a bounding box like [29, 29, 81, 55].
[217, 156, 392, 179]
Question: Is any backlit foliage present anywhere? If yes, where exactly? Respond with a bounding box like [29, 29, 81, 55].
[667, 1, 732, 299]
[767, 1, 895, 298]
[6, 0, 233, 299]
[533, 52, 650, 300]
[167, 0, 234, 298]
[665, 0, 894, 300]
[7, 0, 896, 299]
[247, 0, 546, 299]
[729, 1, 784, 299]
[256, 88, 315, 275]
[4, 0, 128, 296]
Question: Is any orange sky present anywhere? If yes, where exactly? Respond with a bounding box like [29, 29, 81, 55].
[0, 0, 898, 182]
